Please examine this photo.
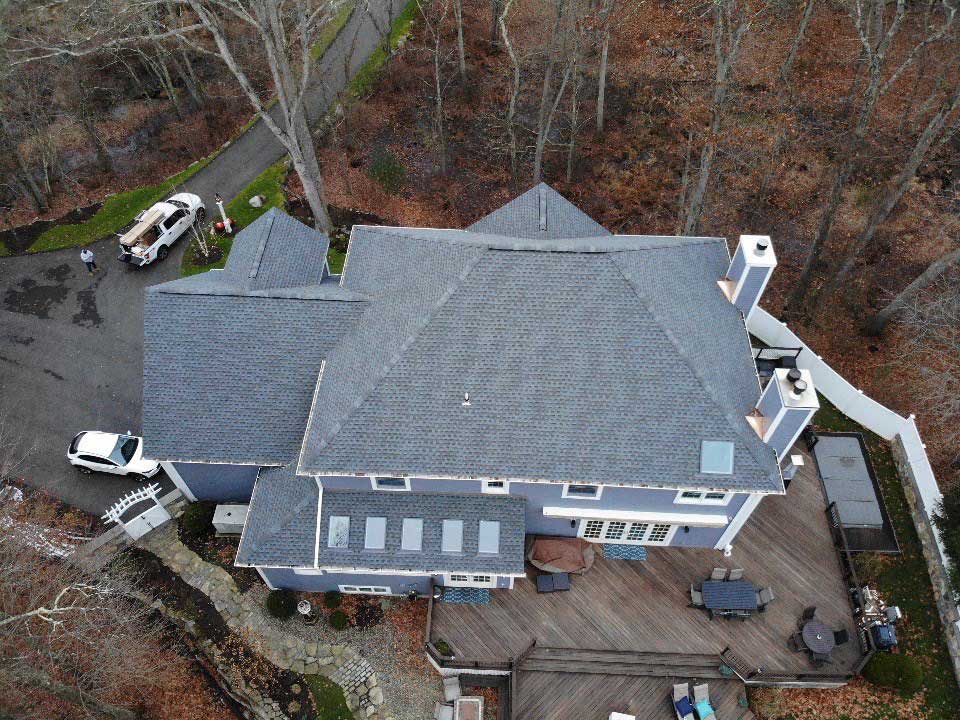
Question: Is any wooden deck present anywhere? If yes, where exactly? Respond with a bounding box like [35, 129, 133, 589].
[432, 449, 861, 717]
[515, 673, 750, 720]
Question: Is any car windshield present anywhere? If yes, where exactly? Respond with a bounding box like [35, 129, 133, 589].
[168, 199, 188, 209]
[109, 436, 139, 465]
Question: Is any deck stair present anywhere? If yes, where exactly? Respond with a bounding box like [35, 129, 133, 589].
[519, 646, 728, 679]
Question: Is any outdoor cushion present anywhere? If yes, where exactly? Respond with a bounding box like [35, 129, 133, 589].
[675, 696, 694, 717]
[695, 700, 715, 720]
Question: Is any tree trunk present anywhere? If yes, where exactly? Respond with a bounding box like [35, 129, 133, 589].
[16, 665, 140, 720]
[682, 0, 748, 235]
[596, 29, 609, 134]
[491, 0, 502, 46]
[2, 120, 48, 213]
[815, 81, 960, 305]
[780, 0, 815, 85]
[499, 0, 520, 188]
[454, 0, 466, 79]
[868, 246, 960, 334]
[566, 55, 582, 183]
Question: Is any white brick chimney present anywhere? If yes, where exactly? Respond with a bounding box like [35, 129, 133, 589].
[752, 368, 819, 461]
[720, 235, 777, 320]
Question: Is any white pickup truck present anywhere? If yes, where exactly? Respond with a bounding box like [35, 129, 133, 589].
[117, 192, 205, 266]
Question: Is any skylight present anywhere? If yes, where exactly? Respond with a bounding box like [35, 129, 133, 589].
[328, 516, 350, 548]
[365, 517, 386, 550]
[401, 518, 423, 551]
[441, 520, 463, 553]
[701, 440, 735, 475]
[478, 520, 500, 554]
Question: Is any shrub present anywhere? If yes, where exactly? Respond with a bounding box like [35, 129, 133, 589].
[324, 590, 343, 609]
[434, 639, 452, 656]
[329, 610, 349, 630]
[265, 589, 298, 620]
[863, 652, 923, 694]
[179, 502, 216, 542]
[934, 484, 960, 599]
[367, 149, 405, 193]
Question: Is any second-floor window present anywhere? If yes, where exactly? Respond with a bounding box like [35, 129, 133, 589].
[674, 490, 731, 506]
[371, 476, 410, 491]
[562, 483, 602, 499]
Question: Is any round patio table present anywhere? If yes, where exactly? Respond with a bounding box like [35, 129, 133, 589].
[802, 619, 836, 654]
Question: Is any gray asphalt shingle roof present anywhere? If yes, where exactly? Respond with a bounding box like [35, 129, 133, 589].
[236, 464, 318, 567]
[468, 183, 610, 239]
[142, 213, 366, 464]
[298, 223, 781, 493]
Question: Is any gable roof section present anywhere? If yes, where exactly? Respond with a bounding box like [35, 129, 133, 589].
[222, 207, 330, 291]
[468, 183, 611, 239]
[299, 226, 781, 492]
[142, 212, 366, 464]
[236, 464, 318, 567]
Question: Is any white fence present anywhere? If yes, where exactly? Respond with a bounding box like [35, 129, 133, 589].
[748, 308, 960, 672]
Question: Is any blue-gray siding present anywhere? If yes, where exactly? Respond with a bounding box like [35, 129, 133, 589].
[734, 265, 769, 317]
[729, 244, 747, 282]
[259, 569, 515, 595]
[757, 378, 783, 422]
[174, 462, 259, 501]
[767, 408, 808, 459]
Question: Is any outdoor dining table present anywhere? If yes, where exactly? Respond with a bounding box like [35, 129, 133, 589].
[802, 619, 836, 654]
[701, 580, 758, 612]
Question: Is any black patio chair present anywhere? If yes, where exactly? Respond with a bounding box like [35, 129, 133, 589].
[798, 606, 817, 629]
[833, 629, 850, 646]
[787, 633, 805, 652]
[811, 652, 832, 668]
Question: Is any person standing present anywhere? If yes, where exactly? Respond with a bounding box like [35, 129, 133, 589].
[80, 247, 98, 274]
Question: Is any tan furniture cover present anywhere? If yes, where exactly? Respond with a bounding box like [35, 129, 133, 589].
[527, 536, 596, 574]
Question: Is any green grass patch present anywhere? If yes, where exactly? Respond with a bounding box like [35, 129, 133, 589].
[348, 0, 418, 99]
[305, 675, 352, 720]
[311, 1, 357, 61]
[28, 157, 214, 253]
[815, 396, 960, 717]
[181, 159, 289, 277]
[327, 248, 346, 273]
[367, 148, 405, 193]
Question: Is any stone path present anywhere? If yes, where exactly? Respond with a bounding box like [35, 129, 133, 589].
[141, 524, 391, 720]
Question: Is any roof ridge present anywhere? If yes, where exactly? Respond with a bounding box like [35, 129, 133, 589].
[605, 254, 776, 477]
[308, 248, 490, 455]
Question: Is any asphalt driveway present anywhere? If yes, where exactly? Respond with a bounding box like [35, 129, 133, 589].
[0, 0, 399, 515]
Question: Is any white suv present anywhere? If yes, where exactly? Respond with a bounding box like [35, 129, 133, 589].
[118, 192, 205, 267]
[67, 431, 161, 480]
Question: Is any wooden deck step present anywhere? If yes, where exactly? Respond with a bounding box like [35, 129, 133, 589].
[527, 646, 721, 667]
[520, 657, 727, 679]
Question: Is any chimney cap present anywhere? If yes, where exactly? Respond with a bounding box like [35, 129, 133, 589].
[786, 368, 802, 383]
[791, 379, 808, 396]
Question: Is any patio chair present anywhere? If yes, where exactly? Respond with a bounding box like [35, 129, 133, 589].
[798, 606, 817, 629]
[536, 572, 571, 593]
[710, 567, 728, 582]
[833, 629, 850, 646]
[672, 683, 695, 720]
[692, 684, 717, 720]
[787, 632, 805, 652]
[433, 702, 454, 720]
[689, 584, 704, 608]
[728, 568, 744, 581]
[442, 676, 461, 703]
[757, 587, 775, 612]
[811, 652, 833, 668]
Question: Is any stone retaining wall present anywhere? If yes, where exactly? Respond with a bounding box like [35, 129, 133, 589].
[892, 435, 960, 686]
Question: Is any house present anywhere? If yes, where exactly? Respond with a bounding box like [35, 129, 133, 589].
[143, 184, 819, 595]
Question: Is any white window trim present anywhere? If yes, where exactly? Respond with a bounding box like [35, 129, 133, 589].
[293, 568, 323, 575]
[561, 483, 603, 500]
[444, 574, 498, 588]
[577, 519, 677, 546]
[674, 490, 733, 506]
[482, 479, 510, 494]
[339, 584, 391, 595]
[370, 476, 411, 491]
[543, 506, 728, 528]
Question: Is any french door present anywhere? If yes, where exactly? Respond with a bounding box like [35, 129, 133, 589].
[578, 519, 676, 546]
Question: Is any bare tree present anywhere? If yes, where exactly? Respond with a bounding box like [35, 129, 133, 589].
[815, 76, 960, 306]
[499, 0, 521, 187]
[779, 0, 816, 85]
[453, 0, 466, 79]
[417, 0, 457, 174]
[531, 0, 574, 183]
[595, 0, 615, 134]
[869, 244, 960, 334]
[0, 494, 169, 720]
[681, 0, 750, 235]
[784, 0, 957, 319]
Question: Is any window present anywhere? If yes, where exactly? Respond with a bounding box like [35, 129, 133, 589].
[700, 441, 735, 474]
[162, 209, 187, 229]
[371, 476, 410, 491]
[472, 575, 492, 583]
[478, 521, 500, 554]
[78, 454, 115, 465]
[339, 585, 391, 595]
[364, 517, 386, 550]
[328, 516, 350, 548]
[449, 574, 469, 583]
[674, 490, 731, 506]
[441, 520, 463, 553]
[445, 574, 496, 587]
[401, 518, 423, 551]
[562, 483, 602, 499]
[482, 480, 509, 494]
[578, 520, 676, 546]
[582, 520, 604, 539]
